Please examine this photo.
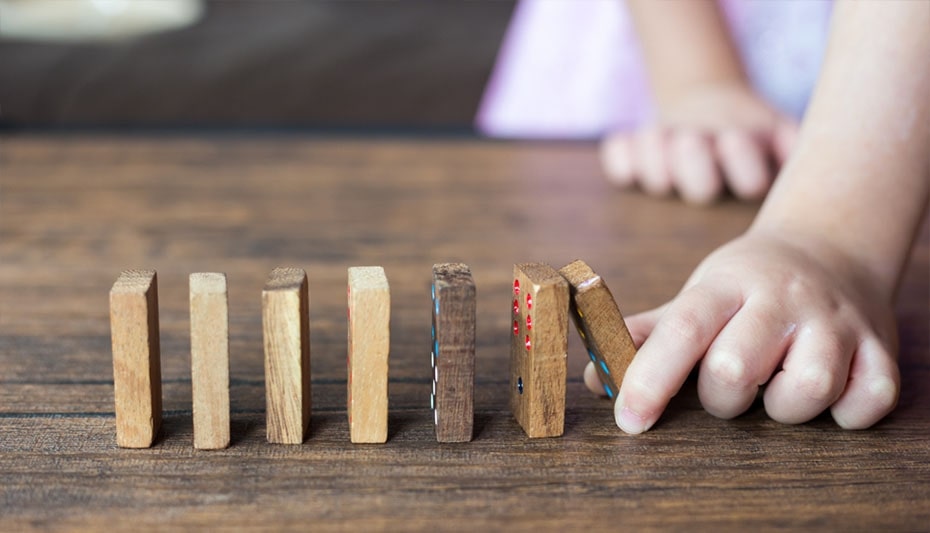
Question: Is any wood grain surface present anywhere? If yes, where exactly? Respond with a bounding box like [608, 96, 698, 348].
[109, 269, 162, 448]
[1, 134, 928, 530]
[431, 262, 476, 442]
[511, 263, 569, 438]
[347, 266, 390, 444]
[190, 272, 230, 450]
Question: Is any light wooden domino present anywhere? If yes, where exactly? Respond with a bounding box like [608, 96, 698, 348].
[262, 267, 311, 444]
[347, 266, 390, 444]
[559, 260, 637, 400]
[190, 272, 230, 450]
[110, 269, 162, 448]
[430, 263, 476, 442]
[510, 263, 568, 438]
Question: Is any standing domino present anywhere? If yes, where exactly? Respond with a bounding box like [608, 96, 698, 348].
[110, 269, 163, 448]
[190, 272, 231, 450]
[559, 260, 637, 400]
[430, 263, 476, 442]
[510, 263, 569, 438]
[347, 266, 390, 444]
[262, 267, 311, 444]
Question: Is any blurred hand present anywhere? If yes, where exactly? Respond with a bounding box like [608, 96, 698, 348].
[586, 227, 900, 431]
[600, 83, 798, 204]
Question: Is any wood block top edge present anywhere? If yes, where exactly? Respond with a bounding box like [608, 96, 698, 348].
[515, 263, 566, 290]
[263, 267, 307, 292]
[110, 269, 156, 294]
[348, 266, 389, 291]
[558, 260, 600, 291]
[190, 272, 228, 294]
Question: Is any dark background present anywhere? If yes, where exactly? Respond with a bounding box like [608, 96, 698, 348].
[0, 0, 515, 130]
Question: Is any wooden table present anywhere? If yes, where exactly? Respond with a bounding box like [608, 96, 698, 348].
[1, 134, 927, 530]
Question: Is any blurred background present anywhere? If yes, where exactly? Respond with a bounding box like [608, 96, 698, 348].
[0, 0, 515, 130]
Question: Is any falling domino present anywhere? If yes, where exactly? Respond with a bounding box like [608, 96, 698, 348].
[510, 263, 568, 438]
[347, 266, 390, 444]
[110, 269, 163, 448]
[431, 263, 476, 442]
[262, 267, 311, 444]
[559, 260, 637, 401]
[190, 272, 231, 450]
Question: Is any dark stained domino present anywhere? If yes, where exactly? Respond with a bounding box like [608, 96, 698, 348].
[430, 263, 476, 442]
[559, 260, 637, 400]
[510, 263, 569, 438]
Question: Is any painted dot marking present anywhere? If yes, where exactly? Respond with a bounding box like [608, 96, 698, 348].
[588, 350, 597, 363]
[604, 384, 614, 399]
[525, 335, 531, 351]
[513, 279, 520, 295]
[526, 315, 532, 331]
[513, 319, 519, 336]
[526, 294, 532, 310]
[517, 377, 524, 394]
[599, 360, 610, 375]
[513, 298, 519, 315]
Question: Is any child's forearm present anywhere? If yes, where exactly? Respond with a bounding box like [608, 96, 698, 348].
[625, 0, 746, 111]
[753, 1, 930, 299]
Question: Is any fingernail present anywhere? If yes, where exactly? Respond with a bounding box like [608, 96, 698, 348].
[615, 405, 648, 434]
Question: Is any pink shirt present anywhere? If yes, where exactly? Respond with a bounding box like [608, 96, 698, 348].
[477, 0, 832, 139]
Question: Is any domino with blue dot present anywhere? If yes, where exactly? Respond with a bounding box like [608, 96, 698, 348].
[558, 260, 637, 401]
[431, 263, 476, 442]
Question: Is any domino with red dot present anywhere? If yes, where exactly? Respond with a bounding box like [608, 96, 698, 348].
[510, 263, 568, 438]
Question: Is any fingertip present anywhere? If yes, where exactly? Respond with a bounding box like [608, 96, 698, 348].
[584, 361, 607, 396]
[670, 130, 723, 205]
[614, 402, 650, 434]
[773, 119, 799, 165]
[716, 129, 771, 201]
[634, 127, 674, 197]
[600, 134, 636, 187]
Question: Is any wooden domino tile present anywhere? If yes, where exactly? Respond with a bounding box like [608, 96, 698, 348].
[559, 260, 637, 400]
[110, 269, 163, 448]
[510, 263, 568, 438]
[347, 266, 390, 444]
[262, 267, 311, 444]
[190, 272, 231, 450]
[430, 263, 476, 442]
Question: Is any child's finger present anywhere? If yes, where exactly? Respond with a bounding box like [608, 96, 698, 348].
[623, 304, 668, 347]
[763, 324, 855, 424]
[600, 134, 637, 187]
[614, 282, 741, 434]
[670, 130, 723, 204]
[633, 127, 673, 196]
[584, 362, 606, 396]
[830, 336, 900, 429]
[772, 118, 799, 166]
[697, 303, 790, 419]
[716, 129, 772, 200]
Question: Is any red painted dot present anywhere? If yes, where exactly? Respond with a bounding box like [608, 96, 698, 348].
[525, 335, 531, 351]
[526, 315, 532, 330]
[526, 294, 533, 310]
[513, 319, 519, 336]
[513, 279, 520, 296]
[513, 298, 519, 315]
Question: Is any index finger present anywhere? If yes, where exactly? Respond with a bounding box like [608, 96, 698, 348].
[615, 282, 742, 433]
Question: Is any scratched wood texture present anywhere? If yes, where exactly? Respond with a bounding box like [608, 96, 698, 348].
[0, 134, 927, 530]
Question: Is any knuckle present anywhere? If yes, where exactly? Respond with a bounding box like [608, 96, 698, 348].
[660, 309, 707, 347]
[796, 366, 841, 403]
[865, 376, 899, 413]
[704, 350, 753, 389]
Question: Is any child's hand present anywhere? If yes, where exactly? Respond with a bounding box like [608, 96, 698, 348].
[586, 227, 900, 432]
[599, 83, 798, 204]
